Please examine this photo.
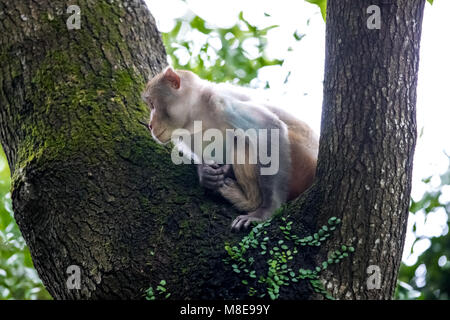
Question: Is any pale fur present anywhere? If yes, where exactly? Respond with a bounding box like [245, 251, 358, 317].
[221, 148, 262, 212]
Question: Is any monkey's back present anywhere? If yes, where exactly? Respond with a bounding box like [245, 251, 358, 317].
[264, 105, 319, 200]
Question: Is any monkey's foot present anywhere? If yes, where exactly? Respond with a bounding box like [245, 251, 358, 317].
[231, 210, 268, 231]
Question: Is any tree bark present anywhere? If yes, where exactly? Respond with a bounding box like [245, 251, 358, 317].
[312, 0, 425, 299]
[0, 0, 424, 299]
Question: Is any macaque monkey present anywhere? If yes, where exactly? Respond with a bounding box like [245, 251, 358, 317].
[142, 67, 318, 231]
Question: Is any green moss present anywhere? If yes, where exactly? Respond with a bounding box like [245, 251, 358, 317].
[11, 41, 149, 187]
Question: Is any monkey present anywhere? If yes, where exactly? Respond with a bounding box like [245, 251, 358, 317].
[142, 67, 318, 231]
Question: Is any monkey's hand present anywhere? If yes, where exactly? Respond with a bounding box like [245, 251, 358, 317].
[197, 163, 233, 191]
[231, 208, 272, 231]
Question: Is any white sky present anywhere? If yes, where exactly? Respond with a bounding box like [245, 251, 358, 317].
[145, 0, 450, 265]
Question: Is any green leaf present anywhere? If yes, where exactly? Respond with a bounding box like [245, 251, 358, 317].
[293, 31, 306, 41]
[305, 0, 327, 21]
[190, 16, 212, 34]
[156, 286, 166, 292]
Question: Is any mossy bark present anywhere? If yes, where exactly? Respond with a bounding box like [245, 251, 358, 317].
[0, 0, 245, 299]
[0, 0, 424, 299]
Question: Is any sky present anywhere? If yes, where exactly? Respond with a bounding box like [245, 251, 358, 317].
[145, 0, 450, 266]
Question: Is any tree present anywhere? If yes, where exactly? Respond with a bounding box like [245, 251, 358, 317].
[0, 0, 425, 299]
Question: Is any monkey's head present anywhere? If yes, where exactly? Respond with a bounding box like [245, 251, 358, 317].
[142, 67, 199, 144]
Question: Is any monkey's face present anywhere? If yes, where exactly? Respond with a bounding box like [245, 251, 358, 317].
[142, 68, 193, 144]
[147, 103, 175, 144]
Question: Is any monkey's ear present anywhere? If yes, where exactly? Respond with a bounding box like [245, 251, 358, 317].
[163, 67, 181, 89]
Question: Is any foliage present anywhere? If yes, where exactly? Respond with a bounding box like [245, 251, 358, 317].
[305, 0, 327, 20]
[224, 210, 353, 300]
[0, 148, 51, 299]
[396, 156, 450, 300]
[162, 11, 283, 85]
[145, 280, 170, 300]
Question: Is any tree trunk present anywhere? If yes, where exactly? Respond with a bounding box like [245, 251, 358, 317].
[312, 0, 425, 299]
[0, 0, 424, 299]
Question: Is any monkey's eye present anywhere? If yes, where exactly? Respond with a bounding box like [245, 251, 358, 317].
[148, 99, 155, 110]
